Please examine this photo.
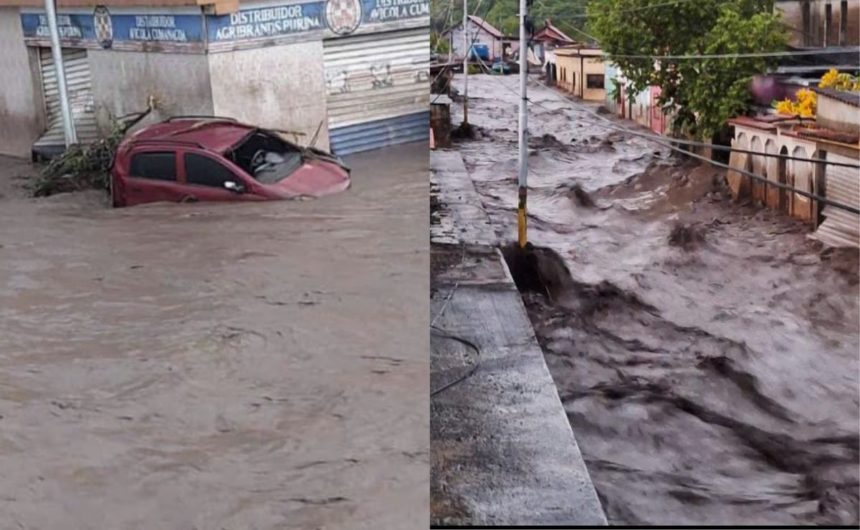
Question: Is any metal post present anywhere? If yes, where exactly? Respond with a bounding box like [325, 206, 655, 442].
[462, 0, 469, 124]
[517, 0, 528, 248]
[44, 0, 77, 147]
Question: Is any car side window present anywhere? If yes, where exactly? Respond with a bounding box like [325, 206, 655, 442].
[129, 152, 177, 181]
[185, 153, 238, 188]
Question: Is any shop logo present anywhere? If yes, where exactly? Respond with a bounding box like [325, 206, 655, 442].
[325, 0, 362, 35]
[93, 5, 113, 48]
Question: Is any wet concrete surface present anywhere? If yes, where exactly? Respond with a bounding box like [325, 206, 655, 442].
[447, 74, 860, 525]
[0, 143, 429, 530]
[430, 151, 605, 526]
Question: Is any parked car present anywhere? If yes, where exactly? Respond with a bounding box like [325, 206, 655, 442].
[491, 59, 511, 75]
[110, 116, 351, 207]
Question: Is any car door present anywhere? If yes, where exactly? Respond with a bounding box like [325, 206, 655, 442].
[179, 150, 266, 203]
[124, 150, 185, 206]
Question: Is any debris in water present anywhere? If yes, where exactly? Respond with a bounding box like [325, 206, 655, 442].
[32, 104, 153, 197]
[529, 133, 569, 151]
[668, 222, 707, 251]
[567, 184, 595, 208]
[501, 242, 573, 300]
[451, 122, 477, 140]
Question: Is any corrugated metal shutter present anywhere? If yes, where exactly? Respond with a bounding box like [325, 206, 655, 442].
[812, 156, 860, 248]
[33, 48, 99, 156]
[324, 28, 429, 155]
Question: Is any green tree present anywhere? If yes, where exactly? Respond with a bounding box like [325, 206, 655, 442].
[587, 0, 788, 139]
[431, 31, 452, 54]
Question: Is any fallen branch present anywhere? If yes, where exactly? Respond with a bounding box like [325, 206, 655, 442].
[31, 103, 153, 197]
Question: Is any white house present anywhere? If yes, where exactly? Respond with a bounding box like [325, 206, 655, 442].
[445, 15, 514, 61]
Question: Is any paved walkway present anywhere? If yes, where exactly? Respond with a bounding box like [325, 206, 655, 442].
[430, 149, 606, 526]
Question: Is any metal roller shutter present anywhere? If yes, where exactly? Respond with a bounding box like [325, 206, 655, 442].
[33, 48, 99, 157]
[812, 156, 860, 248]
[324, 28, 429, 155]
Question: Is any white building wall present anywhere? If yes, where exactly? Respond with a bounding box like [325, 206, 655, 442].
[730, 123, 821, 222]
[88, 50, 214, 137]
[817, 96, 860, 135]
[449, 22, 501, 60]
[208, 41, 330, 150]
[0, 6, 44, 158]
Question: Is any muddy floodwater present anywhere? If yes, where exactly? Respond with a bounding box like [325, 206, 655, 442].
[450, 74, 859, 525]
[0, 144, 428, 529]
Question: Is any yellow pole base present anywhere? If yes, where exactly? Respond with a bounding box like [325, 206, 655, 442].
[517, 207, 527, 248]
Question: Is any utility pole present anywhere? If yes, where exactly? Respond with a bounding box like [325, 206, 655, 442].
[516, 0, 528, 248]
[44, 0, 77, 147]
[462, 0, 469, 125]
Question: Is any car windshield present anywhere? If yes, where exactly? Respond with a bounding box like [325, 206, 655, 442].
[228, 131, 304, 184]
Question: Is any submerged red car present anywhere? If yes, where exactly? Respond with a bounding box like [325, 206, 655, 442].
[110, 116, 351, 207]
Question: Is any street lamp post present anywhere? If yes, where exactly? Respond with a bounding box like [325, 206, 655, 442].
[516, 0, 528, 248]
[44, 0, 77, 147]
[462, 0, 469, 125]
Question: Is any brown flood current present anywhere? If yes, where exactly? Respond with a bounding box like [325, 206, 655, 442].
[0, 144, 429, 529]
[453, 74, 860, 525]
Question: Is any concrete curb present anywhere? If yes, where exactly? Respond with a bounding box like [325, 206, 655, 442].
[430, 150, 607, 526]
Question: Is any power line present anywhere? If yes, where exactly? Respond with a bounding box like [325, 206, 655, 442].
[430, 276, 481, 398]
[531, 5, 860, 61]
[606, 48, 860, 61]
[542, 85, 860, 215]
[550, 24, 858, 59]
[562, 0, 701, 18]
[635, 133, 860, 169]
[653, 137, 860, 215]
[430, 0, 492, 105]
[522, 81, 860, 169]
[430, 327, 481, 397]
[454, 72, 860, 215]
[525, 83, 860, 168]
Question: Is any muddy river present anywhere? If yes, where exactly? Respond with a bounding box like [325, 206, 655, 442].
[450, 74, 859, 525]
[0, 144, 429, 529]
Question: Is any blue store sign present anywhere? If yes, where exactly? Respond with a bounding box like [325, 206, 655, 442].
[20, 6, 204, 47]
[208, 0, 429, 42]
[363, 0, 429, 25]
[207, 3, 326, 42]
[21, 0, 429, 48]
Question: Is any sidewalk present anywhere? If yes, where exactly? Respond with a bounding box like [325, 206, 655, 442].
[430, 150, 606, 526]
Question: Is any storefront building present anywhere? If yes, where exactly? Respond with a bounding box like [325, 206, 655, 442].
[0, 0, 430, 158]
[555, 46, 605, 102]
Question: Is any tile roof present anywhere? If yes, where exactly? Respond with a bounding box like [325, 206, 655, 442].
[467, 15, 503, 38]
[812, 87, 860, 108]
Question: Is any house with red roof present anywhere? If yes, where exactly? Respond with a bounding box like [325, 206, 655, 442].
[532, 20, 577, 86]
[532, 19, 576, 48]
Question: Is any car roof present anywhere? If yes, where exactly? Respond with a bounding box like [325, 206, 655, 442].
[128, 118, 256, 154]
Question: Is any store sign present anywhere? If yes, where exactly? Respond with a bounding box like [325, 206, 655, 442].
[208, 0, 429, 41]
[364, 0, 429, 24]
[20, 0, 429, 47]
[20, 6, 204, 47]
[207, 3, 326, 42]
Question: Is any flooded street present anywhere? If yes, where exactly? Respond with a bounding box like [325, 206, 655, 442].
[449, 74, 860, 525]
[0, 144, 429, 529]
